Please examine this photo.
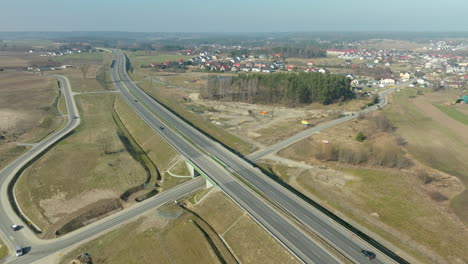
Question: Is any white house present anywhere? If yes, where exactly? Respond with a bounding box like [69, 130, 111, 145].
[380, 78, 395, 86]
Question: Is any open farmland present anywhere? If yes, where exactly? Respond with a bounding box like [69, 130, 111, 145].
[0, 71, 66, 169]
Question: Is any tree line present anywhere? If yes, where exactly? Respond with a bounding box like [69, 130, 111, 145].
[204, 72, 353, 106]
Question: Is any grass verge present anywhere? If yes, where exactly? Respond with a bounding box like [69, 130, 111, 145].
[0, 239, 7, 261]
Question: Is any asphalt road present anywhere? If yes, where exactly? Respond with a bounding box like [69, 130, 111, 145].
[0, 75, 204, 264]
[112, 50, 404, 264]
[247, 84, 402, 161]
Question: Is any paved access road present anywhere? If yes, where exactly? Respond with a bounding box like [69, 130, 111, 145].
[0, 75, 204, 264]
[247, 84, 403, 161]
[112, 50, 404, 264]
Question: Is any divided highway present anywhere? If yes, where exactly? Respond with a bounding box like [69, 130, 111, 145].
[112, 50, 404, 264]
[112, 52, 341, 264]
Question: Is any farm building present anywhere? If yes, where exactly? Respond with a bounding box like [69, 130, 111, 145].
[456, 95, 468, 104]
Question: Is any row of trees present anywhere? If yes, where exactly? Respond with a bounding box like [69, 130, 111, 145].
[230, 45, 326, 59]
[271, 45, 326, 58]
[204, 72, 354, 106]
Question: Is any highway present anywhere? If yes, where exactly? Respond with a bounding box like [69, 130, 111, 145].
[112, 50, 405, 264]
[0, 75, 204, 264]
[247, 84, 401, 161]
[111, 51, 342, 264]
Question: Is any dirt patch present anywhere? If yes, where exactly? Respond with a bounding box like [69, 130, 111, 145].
[39, 189, 118, 224]
[55, 199, 123, 236]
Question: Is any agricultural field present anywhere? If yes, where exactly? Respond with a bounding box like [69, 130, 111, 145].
[61, 189, 299, 264]
[272, 87, 468, 263]
[0, 71, 66, 169]
[129, 51, 193, 66]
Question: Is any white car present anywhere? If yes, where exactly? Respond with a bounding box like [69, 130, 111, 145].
[15, 246, 23, 257]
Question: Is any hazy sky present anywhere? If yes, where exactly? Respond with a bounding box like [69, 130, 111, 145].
[1, 0, 467, 32]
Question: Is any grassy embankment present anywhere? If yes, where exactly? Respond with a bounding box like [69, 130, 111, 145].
[61, 191, 299, 264]
[113, 96, 180, 190]
[127, 52, 257, 155]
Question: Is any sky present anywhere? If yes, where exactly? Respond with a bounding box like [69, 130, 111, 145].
[1, 0, 467, 32]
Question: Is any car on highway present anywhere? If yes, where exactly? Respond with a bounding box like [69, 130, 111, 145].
[15, 246, 23, 257]
[159, 126, 164, 130]
[11, 224, 22, 231]
[360, 249, 376, 260]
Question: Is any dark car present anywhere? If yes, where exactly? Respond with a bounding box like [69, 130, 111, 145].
[361, 250, 376, 260]
[11, 225, 22, 231]
[159, 126, 164, 130]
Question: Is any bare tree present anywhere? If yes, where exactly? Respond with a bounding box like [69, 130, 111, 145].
[78, 64, 90, 79]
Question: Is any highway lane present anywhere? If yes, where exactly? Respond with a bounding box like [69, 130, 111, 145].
[247, 84, 402, 161]
[111, 52, 341, 264]
[113, 51, 404, 263]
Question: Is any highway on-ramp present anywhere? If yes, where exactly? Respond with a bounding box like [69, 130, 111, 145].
[0, 75, 204, 264]
[112, 50, 405, 264]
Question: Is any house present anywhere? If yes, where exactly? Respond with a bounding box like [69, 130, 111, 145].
[380, 78, 396, 86]
[351, 79, 360, 86]
[318, 68, 326, 74]
[252, 68, 261, 72]
[286, 65, 295, 71]
[307, 61, 314, 66]
[400, 72, 411, 80]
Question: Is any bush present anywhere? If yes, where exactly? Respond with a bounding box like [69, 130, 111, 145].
[371, 144, 412, 168]
[356, 132, 366, 142]
[369, 113, 393, 132]
[429, 191, 448, 202]
[416, 170, 435, 184]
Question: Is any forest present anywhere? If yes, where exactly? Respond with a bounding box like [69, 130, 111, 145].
[204, 72, 354, 106]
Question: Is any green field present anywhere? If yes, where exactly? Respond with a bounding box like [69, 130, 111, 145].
[433, 104, 468, 125]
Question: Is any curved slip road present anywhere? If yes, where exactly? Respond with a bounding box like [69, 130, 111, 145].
[112, 50, 407, 264]
[0, 75, 204, 264]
